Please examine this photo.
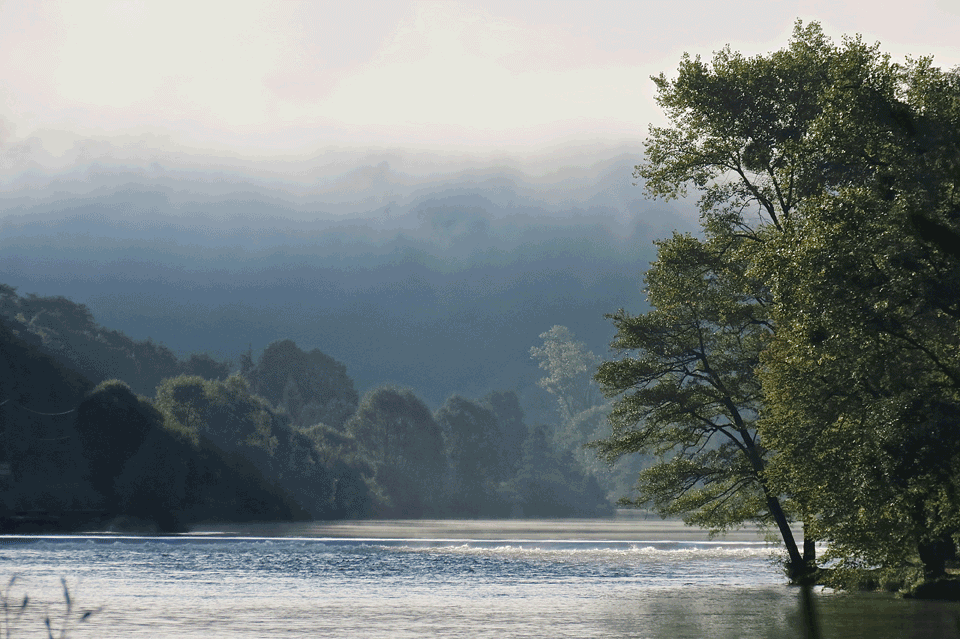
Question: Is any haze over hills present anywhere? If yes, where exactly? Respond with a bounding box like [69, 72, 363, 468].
[0, 146, 692, 406]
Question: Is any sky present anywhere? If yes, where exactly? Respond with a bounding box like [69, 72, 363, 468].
[1, 0, 958, 174]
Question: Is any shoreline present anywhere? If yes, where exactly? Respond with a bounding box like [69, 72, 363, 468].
[188, 513, 793, 542]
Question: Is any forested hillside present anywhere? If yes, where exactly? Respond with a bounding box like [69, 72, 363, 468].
[0, 284, 615, 530]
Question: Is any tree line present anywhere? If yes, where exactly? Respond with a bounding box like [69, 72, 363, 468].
[0, 285, 613, 531]
[592, 21, 960, 595]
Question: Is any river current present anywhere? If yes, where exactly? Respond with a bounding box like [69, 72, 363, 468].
[1, 517, 958, 638]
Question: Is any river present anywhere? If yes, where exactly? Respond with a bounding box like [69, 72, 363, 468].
[1, 516, 958, 638]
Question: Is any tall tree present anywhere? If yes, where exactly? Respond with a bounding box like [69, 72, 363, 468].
[482, 390, 528, 479]
[755, 57, 960, 580]
[530, 326, 601, 424]
[435, 395, 505, 516]
[345, 386, 446, 517]
[594, 232, 807, 573]
[620, 19, 960, 584]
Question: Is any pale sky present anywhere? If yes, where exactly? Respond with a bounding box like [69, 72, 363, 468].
[0, 0, 958, 167]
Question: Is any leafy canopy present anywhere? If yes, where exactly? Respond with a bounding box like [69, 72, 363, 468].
[598, 20, 960, 579]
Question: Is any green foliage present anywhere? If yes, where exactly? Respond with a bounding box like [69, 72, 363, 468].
[113, 425, 194, 530]
[94, 374, 301, 530]
[508, 424, 612, 518]
[623, 18, 960, 584]
[1, 288, 366, 526]
[243, 339, 358, 431]
[157, 374, 279, 459]
[435, 394, 511, 516]
[530, 325, 601, 423]
[0, 317, 91, 410]
[0, 319, 94, 514]
[481, 390, 528, 478]
[0, 285, 231, 397]
[74, 380, 161, 510]
[154, 374, 371, 521]
[345, 385, 446, 518]
[298, 423, 380, 518]
[639, 20, 839, 233]
[530, 326, 633, 503]
[183, 353, 230, 381]
[754, 56, 960, 572]
[593, 233, 793, 543]
[430, 388, 612, 518]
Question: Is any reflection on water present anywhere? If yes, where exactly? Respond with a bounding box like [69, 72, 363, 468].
[190, 514, 782, 541]
[815, 592, 960, 639]
[1, 518, 958, 638]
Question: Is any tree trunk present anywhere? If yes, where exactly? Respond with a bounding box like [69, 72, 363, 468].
[764, 492, 807, 580]
[918, 537, 954, 581]
[803, 522, 816, 564]
[740, 437, 808, 580]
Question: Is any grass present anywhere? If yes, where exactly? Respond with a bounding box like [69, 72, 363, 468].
[1, 576, 100, 639]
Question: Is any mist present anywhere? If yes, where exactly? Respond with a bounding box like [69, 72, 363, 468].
[0, 146, 690, 404]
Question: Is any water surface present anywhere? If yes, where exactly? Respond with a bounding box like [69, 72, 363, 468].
[1, 518, 957, 638]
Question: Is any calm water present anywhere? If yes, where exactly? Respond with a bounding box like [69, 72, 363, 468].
[0, 518, 958, 638]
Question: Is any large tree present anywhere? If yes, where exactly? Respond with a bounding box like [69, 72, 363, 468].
[345, 385, 446, 517]
[755, 56, 960, 581]
[603, 20, 960, 583]
[435, 395, 506, 516]
[594, 232, 808, 573]
[600, 22, 841, 574]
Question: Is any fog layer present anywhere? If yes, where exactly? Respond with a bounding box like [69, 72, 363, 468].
[0, 149, 689, 403]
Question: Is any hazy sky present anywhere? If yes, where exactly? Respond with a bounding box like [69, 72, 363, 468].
[1, 0, 958, 165]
